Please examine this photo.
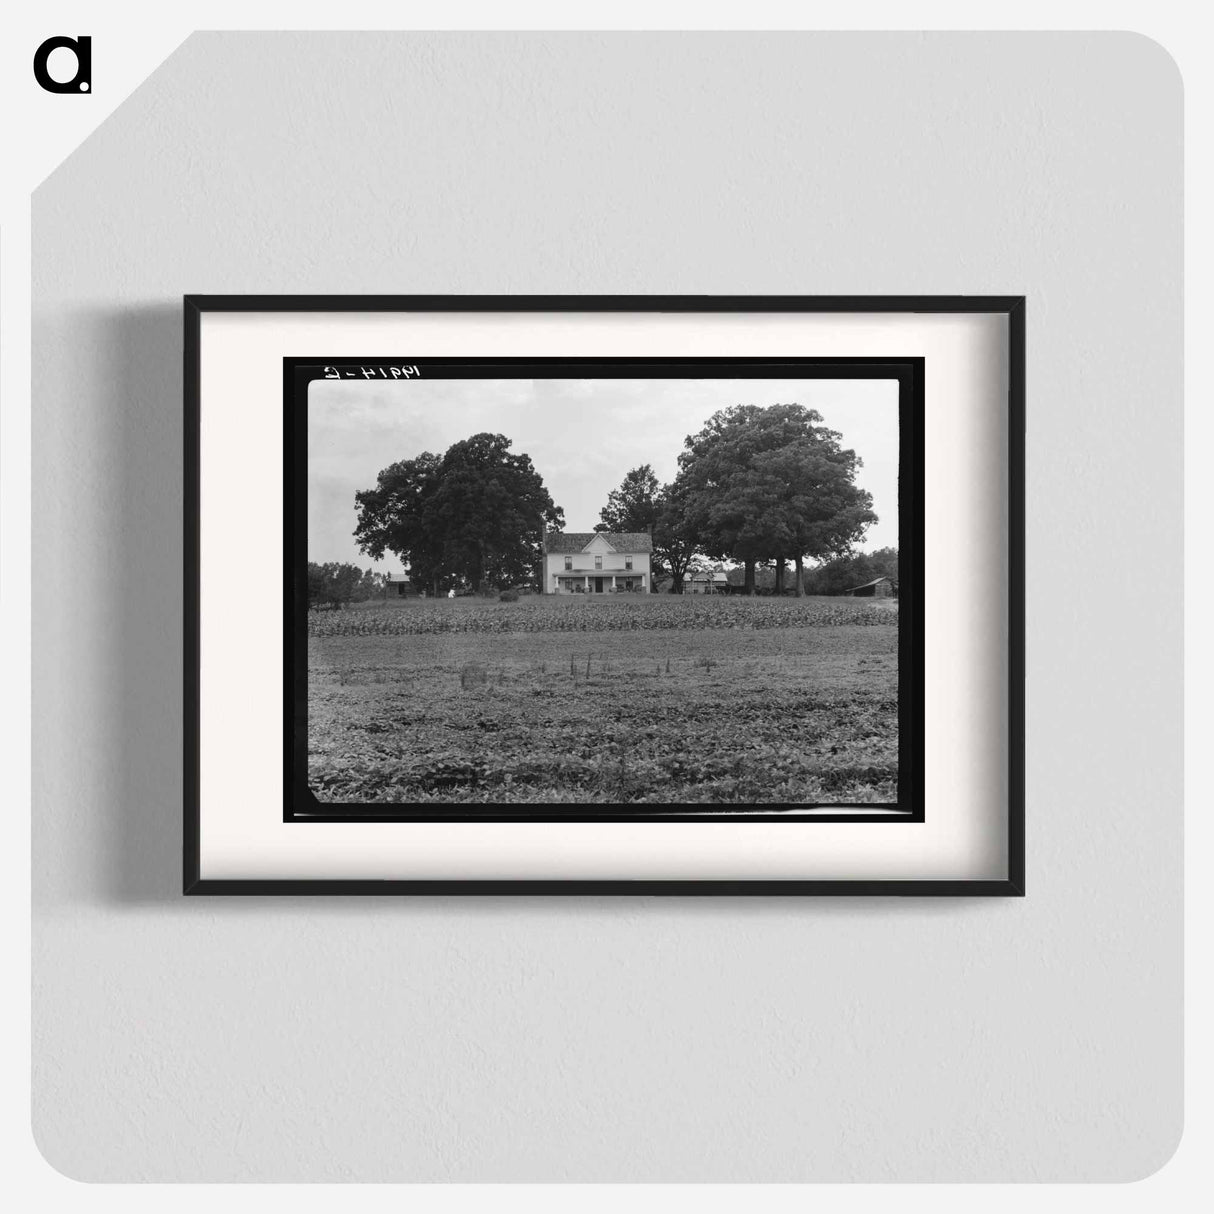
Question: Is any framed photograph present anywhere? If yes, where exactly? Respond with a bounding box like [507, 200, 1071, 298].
[185, 296, 1023, 894]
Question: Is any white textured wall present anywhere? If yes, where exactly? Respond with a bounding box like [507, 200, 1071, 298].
[32, 32, 1181, 1181]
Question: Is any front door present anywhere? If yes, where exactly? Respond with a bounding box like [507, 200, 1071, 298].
[594, 578, 604, 593]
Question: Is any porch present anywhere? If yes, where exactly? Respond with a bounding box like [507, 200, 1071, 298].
[553, 574, 646, 594]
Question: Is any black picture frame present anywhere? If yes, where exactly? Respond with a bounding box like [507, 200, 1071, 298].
[184, 295, 1025, 896]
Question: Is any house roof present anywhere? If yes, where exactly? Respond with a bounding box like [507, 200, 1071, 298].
[543, 531, 653, 554]
[843, 575, 895, 591]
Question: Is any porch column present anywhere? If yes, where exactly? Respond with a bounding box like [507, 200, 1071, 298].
[584, 575, 589, 593]
[611, 575, 617, 592]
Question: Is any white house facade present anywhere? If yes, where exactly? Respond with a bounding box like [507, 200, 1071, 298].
[542, 531, 653, 594]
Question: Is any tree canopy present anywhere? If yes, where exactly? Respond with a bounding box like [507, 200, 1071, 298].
[306, 562, 385, 610]
[354, 433, 564, 594]
[802, 546, 899, 596]
[352, 452, 445, 589]
[346, 403, 880, 599]
[597, 463, 660, 533]
[596, 463, 696, 593]
[673, 403, 877, 594]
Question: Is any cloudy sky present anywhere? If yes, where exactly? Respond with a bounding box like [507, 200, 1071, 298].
[308, 377, 899, 574]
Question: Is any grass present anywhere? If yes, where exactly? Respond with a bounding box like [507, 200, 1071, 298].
[307, 594, 899, 806]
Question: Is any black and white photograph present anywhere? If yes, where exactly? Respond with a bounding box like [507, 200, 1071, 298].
[186, 297, 1020, 890]
[292, 358, 922, 819]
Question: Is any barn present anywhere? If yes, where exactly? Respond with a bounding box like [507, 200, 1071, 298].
[843, 575, 897, 598]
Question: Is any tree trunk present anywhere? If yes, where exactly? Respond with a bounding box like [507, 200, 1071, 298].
[794, 554, 805, 597]
[774, 558, 785, 596]
[670, 553, 690, 594]
[472, 541, 486, 594]
[744, 559, 756, 596]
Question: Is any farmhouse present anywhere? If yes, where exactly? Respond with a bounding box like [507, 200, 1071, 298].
[542, 531, 652, 594]
[843, 575, 897, 598]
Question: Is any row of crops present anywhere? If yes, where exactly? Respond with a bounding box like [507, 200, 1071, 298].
[307, 597, 898, 637]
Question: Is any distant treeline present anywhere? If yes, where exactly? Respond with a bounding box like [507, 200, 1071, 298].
[307, 562, 387, 610]
[717, 547, 898, 595]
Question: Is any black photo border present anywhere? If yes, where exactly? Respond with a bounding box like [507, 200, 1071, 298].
[184, 296, 1025, 896]
[287, 356, 921, 826]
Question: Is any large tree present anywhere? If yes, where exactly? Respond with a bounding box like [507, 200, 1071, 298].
[429, 434, 564, 591]
[597, 463, 660, 533]
[353, 434, 564, 595]
[353, 452, 446, 595]
[651, 482, 697, 594]
[675, 404, 876, 594]
[596, 463, 696, 593]
[749, 438, 878, 594]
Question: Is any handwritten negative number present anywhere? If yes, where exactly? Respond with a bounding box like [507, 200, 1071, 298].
[322, 365, 421, 379]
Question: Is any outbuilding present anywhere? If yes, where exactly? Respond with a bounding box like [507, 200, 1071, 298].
[383, 572, 417, 598]
[842, 575, 897, 598]
[683, 568, 729, 595]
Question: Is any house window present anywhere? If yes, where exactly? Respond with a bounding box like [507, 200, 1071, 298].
[595, 555, 603, 570]
[564, 556, 572, 570]
[625, 555, 633, 570]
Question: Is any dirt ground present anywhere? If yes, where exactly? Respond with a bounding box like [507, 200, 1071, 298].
[307, 596, 899, 806]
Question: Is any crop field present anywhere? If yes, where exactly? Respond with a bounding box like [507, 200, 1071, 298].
[307, 594, 899, 806]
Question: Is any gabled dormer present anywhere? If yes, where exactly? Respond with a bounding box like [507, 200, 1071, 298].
[581, 533, 616, 554]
